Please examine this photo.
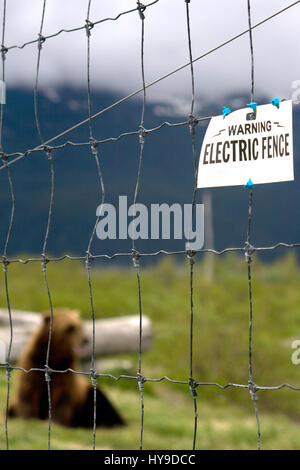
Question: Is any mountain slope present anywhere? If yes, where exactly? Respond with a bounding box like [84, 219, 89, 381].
[0, 88, 299, 258]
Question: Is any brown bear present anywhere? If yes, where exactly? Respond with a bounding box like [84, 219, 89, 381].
[9, 308, 125, 428]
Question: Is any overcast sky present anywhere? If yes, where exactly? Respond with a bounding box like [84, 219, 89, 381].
[3, 0, 300, 116]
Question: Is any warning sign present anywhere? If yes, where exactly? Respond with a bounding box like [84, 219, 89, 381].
[197, 100, 294, 188]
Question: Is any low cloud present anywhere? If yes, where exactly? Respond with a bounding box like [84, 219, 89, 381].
[3, 0, 300, 116]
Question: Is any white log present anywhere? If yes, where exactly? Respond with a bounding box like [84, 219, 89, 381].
[0, 309, 152, 363]
[0, 310, 43, 363]
[81, 315, 152, 358]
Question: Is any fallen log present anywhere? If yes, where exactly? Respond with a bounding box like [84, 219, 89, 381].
[0, 309, 153, 363]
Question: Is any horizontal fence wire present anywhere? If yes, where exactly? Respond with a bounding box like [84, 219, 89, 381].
[1, 242, 300, 264]
[0, 0, 299, 452]
[4, 0, 160, 51]
[2, 365, 300, 392]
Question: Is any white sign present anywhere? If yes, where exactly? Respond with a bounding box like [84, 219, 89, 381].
[197, 100, 294, 188]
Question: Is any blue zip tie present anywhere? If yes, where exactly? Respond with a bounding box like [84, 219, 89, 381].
[223, 106, 232, 119]
[245, 178, 254, 188]
[247, 102, 257, 113]
[271, 98, 280, 109]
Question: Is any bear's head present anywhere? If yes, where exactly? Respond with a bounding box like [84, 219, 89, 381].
[37, 308, 88, 366]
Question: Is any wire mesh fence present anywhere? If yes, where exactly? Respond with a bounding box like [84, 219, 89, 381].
[0, 0, 299, 451]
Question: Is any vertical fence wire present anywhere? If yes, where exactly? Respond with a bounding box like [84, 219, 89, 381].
[41, 150, 55, 452]
[33, 0, 56, 451]
[132, 1, 147, 451]
[245, 190, 261, 449]
[246, 0, 261, 450]
[0, 0, 15, 451]
[84, 0, 106, 450]
[34, 0, 47, 143]
[247, 0, 255, 103]
[187, 251, 198, 450]
[2, 157, 14, 451]
[0, 0, 5, 150]
[185, 0, 198, 450]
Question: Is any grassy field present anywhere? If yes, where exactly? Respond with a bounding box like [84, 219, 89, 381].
[1, 252, 300, 450]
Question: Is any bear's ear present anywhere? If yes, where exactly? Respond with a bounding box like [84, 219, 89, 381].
[70, 309, 81, 319]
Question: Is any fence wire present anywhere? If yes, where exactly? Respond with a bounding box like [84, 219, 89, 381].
[0, 0, 299, 451]
[245, 0, 261, 451]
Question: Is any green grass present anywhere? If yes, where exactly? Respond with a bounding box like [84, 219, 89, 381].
[1, 252, 300, 449]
